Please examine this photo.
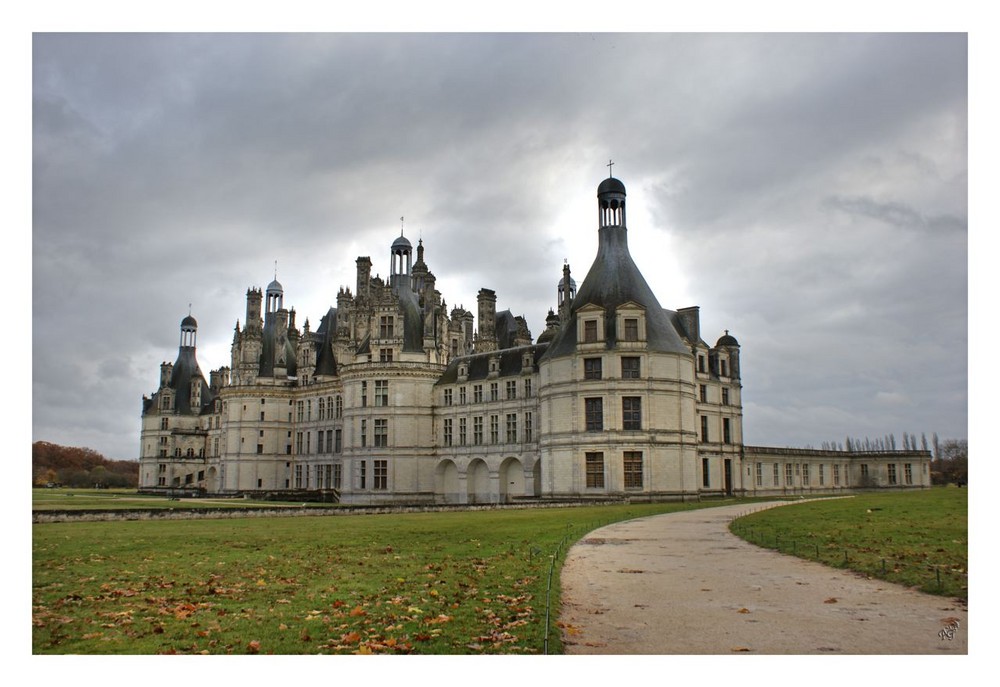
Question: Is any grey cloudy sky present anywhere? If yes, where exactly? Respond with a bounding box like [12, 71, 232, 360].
[32, 32, 968, 460]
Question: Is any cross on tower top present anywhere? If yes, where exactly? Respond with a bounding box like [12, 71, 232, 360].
[607, 159, 615, 177]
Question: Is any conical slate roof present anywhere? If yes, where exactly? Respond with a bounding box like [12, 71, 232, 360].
[542, 178, 689, 359]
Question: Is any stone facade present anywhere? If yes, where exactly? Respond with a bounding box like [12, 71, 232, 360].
[139, 176, 931, 503]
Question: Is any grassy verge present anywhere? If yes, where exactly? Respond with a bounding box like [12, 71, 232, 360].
[32, 488, 335, 511]
[729, 488, 967, 600]
[33, 499, 736, 654]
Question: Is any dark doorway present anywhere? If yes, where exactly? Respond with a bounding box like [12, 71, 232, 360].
[724, 459, 733, 496]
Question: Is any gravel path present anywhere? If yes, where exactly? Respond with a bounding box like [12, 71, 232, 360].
[559, 501, 967, 654]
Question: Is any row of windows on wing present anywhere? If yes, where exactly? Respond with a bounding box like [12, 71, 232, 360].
[294, 460, 387, 490]
[155, 465, 207, 487]
[697, 352, 733, 378]
[751, 462, 923, 488]
[698, 383, 733, 406]
[441, 412, 534, 447]
[699, 415, 736, 445]
[455, 352, 535, 380]
[442, 379, 533, 405]
[584, 451, 645, 490]
[583, 356, 641, 379]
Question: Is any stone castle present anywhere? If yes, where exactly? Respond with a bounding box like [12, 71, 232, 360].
[139, 176, 931, 502]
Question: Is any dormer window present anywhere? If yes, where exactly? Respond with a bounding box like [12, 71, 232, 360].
[576, 304, 606, 347]
[623, 318, 638, 342]
[615, 303, 646, 346]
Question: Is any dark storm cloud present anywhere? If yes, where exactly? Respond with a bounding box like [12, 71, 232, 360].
[32, 33, 967, 459]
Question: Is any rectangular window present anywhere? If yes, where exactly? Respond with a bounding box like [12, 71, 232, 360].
[584, 357, 602, 380]
[380, 348, 393, 363]
[459, 417, 467, 445]
[359, 461, 366, 489]
[785, 463, 793, 486]
[584, 319, 598, 343]
[294, 464, 303, 489]
[374, 419, 388, 448]
[336, 395, 343, 418]
[490, 383, 499, 402]
[361, 381, 367, 407]
[585, 452, 605, 488]
[335, 429, 342, 453]
[375, 380, 389, 406]
[833, 464, 841, 486]
[888, 464, 897, 485]
[585, 398, 603, 432]
[474, 384, 483, 403]
[700, 415, 709, 442]
[296, 401, 304, 422]
[755, 462, 763, 487]
[699, 384, 707, 403]
[443, 418, 453, 447]
[623, 451, 643, 489]
[333, 464, 342, 489]
[473, 416, 483, 445]
[360, 419, 367, 448]
[622, 397, 641, 430]
[818, 464, 825, 486]
[524, 412, 533, 442]
[459, 386, 467, 404]
[326, 429, 333, 454]
[379, 316, 394, 339]
[307, 400, 312, 421]
[621, 357, 640, 379]
[373, 460, 388, 490]
[444, 389, 453, 406]
[506, 380, 517, 400]
[698, 355, 706, 373]
[802, 463, 810, 486]
[860, 463, 869, 478]
[490, 415, 499, 444]
[506, 413, 517, 443]
[524, 379, 532, 398]
[623, 318, 639, 342]
[904, 463, 913, 485]
[723, 418, 732, 444]
[773, 463, 780, 486]
[317, 431, 324, 453]
[702, 458, 710, 488]
[295, 431, 303, 454]
[722, 388, 730, 406]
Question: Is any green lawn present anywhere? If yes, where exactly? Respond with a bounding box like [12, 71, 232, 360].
[33, 500, 729, 655]
[730, 488, 967, 600]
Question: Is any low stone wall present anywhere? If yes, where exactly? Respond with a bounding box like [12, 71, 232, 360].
[32, 499, 627, 524]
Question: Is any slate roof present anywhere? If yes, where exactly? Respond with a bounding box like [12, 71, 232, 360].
[435, 343, 549, 386]
[541, 221, 690, 359]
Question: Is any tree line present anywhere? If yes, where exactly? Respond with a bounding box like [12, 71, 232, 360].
[32, 441, 139, 488]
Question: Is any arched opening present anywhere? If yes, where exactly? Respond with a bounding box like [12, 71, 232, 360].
[206, 466, 218, 493]
[466, 459, 490, 504]
[532, 459, 542, 497]
[435, 459, 460, 504]
[499, 456, 525, 503]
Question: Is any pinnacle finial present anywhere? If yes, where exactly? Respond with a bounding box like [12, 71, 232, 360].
[607, 159, 614, 178]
